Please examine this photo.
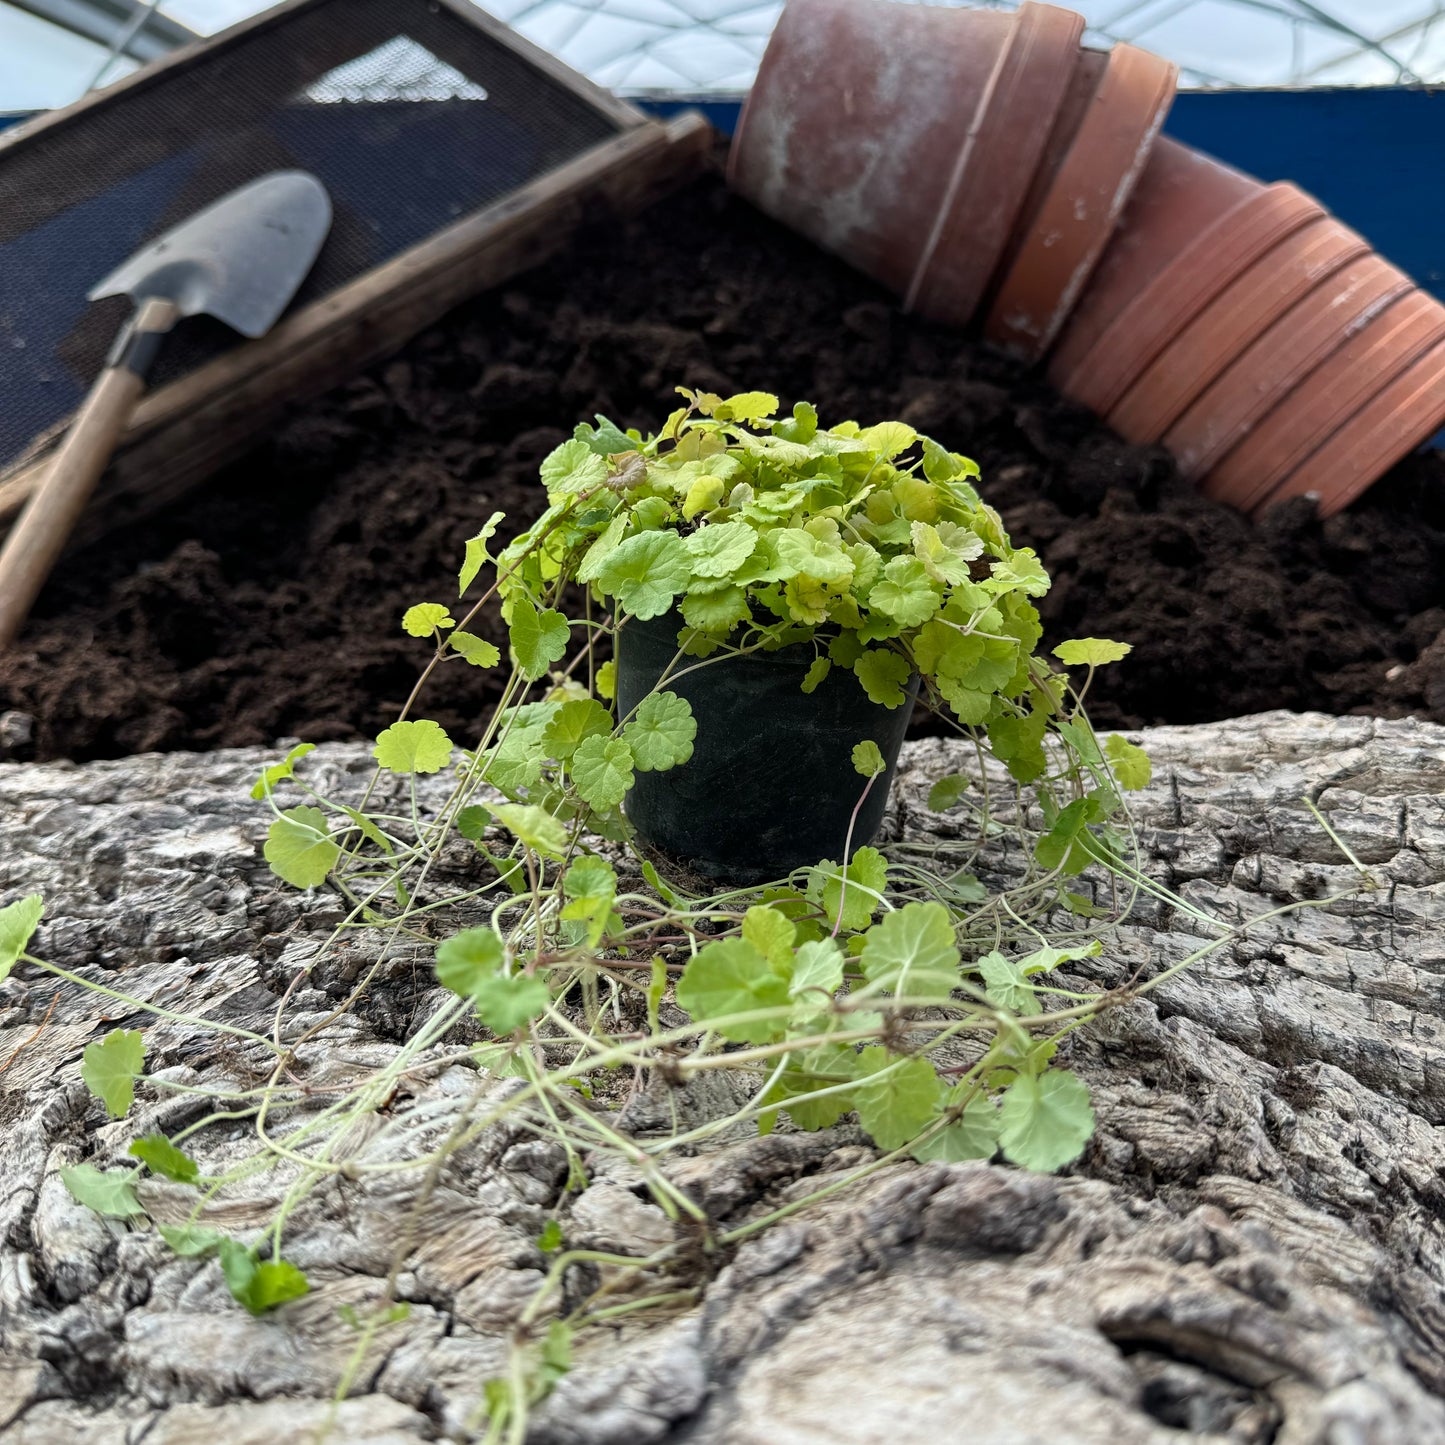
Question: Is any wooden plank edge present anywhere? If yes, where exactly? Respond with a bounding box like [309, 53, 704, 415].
[0, 112, 713, 546]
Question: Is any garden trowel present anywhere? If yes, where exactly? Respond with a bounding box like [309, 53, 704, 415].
[0, 170, 332, 649]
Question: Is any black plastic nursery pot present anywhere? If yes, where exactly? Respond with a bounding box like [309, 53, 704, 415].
[615, 609, 921, 884]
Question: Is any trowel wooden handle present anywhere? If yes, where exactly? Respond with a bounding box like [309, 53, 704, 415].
[0, 297, 178, 649]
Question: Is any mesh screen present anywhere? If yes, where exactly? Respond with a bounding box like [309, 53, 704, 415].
[0, 0, 624, 471]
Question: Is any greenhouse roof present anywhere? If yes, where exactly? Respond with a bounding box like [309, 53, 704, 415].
[6, 0, 1445, 109]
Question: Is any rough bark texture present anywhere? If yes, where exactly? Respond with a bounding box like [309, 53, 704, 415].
[2, 711, 1444, 1442]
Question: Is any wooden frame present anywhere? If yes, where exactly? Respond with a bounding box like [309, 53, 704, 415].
[0, 0, 712, 545]
[0, 114, 710, 545]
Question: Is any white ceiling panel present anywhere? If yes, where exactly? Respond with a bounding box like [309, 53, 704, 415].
[7, 0, 1445, 108]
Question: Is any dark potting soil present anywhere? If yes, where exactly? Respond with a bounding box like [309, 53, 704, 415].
[1, 168, 1442, 763]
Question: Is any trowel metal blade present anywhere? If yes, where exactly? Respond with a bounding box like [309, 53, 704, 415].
[89, 170, 332, 337]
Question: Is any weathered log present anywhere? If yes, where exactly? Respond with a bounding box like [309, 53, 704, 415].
[1, 711, 1443, 1442]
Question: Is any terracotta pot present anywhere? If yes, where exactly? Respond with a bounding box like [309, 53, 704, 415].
[983, 41, 1177, 360]
[730, 0, 1176, 333]
[728, 0, 1011, 295]
[1252, 326, 1445, 517]
[1164, 254, 1413, 484]
[1200, 289, 1445, 513]
[1010, 44, 1110, 250]
[1106, 216, 1371, 444]
[1048, 141, 1323, 411]
[904, 1, 1085, 326]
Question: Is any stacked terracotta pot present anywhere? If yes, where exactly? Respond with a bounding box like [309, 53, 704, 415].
[729, 0, 1445, 518]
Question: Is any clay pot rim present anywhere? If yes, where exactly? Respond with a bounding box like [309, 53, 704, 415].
[1107, 216, 1371, 443]
[1165, 254, 1412, 485]
[903, 0, 1086, 324]
[1201, 290, 1445, 513]
[1253, 330, 1445, 517]
[1046, 137, 1266, 391]
[983, 39, 1178, 360]
[1053, 183, 1323, 414]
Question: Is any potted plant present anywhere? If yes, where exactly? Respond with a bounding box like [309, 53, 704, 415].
[32, 386, 1167, 1325]
[488, 388, 1121, 883]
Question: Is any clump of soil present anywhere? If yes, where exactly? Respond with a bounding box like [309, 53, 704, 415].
[1, 170, 1442, 762]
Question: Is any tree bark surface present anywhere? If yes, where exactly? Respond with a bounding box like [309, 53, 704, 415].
[1, 711, 1444, 1443]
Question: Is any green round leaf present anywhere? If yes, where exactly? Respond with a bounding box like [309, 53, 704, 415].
[0, 893, 43, 979]
[681, 585, 751, 634]
[808, 847, 888, 933]
[911, 520, 983, 587]
[911, 1094, 1000, 1163]
[571, 736, 635, 811]
[856, 420, 917, 458]
[984, 550, 1051, 598]
[758, 1046, 855, 1133]
[859, 901, 960, 998]
[713, 390, 779, 423]
[264, 806, 341, 888]
[851, 740, 886, 778]
[853, 648, 911, 708]
[474, 973, 550, 1036]
[561, 863, 618, 945]
[490, 802, 570, 858]
[541, 438, 609, 497]
[130, 1134, 199, 1183]
[1104, 733, 1152, 791]
[373, 719, 454, 775]
[800, 656, 831, 695]
[853, 1047, 944, 1152]
[741, 904, 796, 969]
[682, 476, 724, 520]
[450, 631, 501, 668]
[1053, 637, 1132, 668]
[868, 555, 940, 628]
[543, 699, 614, 760]
[676, 939, 789, 1044]
[976, 951, 1042, 1017]
[998, 1069, 1095, 1172]
[436, 928, 505, 998]
[926, 773, 969, 812]
[563, 858, 617, 902]
[456, 805, 492, 842]
[159, 1223, 226, 1258]
[250, 742, 316, 801]
[509, 596, 572, 680]
[221, 1241, 310, 1315]
[594, 532, 691, 620]
[683, 520, 758, 579]
[402, 603, 455, 637]
[622, 691, 696, 772]
[789, 938, 844, 1000]
[60, 1164, 143, 1219]
[772, 529, 853, 584]
[81, 1028, 144, 1119]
